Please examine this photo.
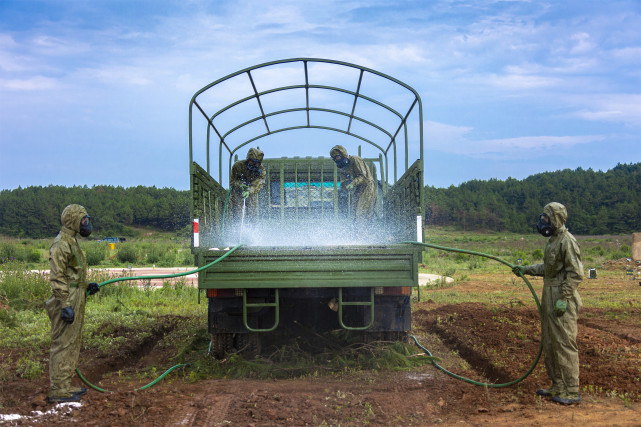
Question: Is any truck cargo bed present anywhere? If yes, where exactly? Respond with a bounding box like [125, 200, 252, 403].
[197, 244, 421, 289]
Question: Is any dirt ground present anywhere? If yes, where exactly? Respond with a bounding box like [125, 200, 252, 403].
[2, 272, 640, 426]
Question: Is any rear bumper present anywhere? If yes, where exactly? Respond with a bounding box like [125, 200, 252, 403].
[208, 287, 410, 334]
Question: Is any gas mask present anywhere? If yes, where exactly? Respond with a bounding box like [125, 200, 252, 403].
[333, 155, 350, 169]
[79, 215, 92, 237]
[536, 213, 553, 237]
[246, 158, 261, 174]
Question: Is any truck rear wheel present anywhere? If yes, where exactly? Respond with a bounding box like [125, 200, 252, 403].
[210, 333, 233, 359]
[234, 333, 262, 358]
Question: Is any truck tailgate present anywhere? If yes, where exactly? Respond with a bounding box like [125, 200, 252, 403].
[197, 245, 420, 289]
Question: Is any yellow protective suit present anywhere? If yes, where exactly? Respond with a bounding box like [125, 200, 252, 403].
[524, 202, 583, 401]
[228, 147, 266, 226]
[330, 145, 377, 228]
[45, 204, 90, 399]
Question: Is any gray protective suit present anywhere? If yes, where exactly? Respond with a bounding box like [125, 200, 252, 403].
[229, 148, 266, 225]
[524, 202, 583, 399]
[330, 145, 377, 228]
[45, 204, 90, 398]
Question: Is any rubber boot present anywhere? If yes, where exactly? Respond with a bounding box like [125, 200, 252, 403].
[552, 393, 581, 405]
[69, 386, 87, 396]
[48, 392, 81, 404]
[536, 385, 561, 397]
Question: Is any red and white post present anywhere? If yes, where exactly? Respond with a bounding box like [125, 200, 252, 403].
[193, 218, 199, 248]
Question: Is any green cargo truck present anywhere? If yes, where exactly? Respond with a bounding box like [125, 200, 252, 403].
[189, 58, 424, 358]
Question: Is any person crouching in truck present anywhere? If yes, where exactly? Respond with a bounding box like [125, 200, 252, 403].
[46, 204, 100, 403]
[229, 147, 266, 226]
[330, 145, 377, 231]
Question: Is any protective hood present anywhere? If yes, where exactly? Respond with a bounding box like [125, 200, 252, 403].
[330, 145, 348, 158]
[543, 202, 567, 234]
[61, 204, 88, 235]
[246, 147, 264, 162]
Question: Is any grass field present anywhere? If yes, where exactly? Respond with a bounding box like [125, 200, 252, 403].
[1, 228, 635, 380]
[1, 228, 639, 424]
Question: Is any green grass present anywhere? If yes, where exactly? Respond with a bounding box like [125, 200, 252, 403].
[0, 231, 194, 270]
[0, 227, 636, 383]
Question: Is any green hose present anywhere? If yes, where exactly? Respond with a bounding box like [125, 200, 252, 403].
[402, 241, 543, 388]
[78, 244, 244, 392]
[76, 363, 189, 393]
[93, 243, 243, 290]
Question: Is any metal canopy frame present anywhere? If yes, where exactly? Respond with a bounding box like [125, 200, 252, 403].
[188, 58, 424, 186]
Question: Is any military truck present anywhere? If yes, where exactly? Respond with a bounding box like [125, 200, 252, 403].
[189, 58, 424, 358]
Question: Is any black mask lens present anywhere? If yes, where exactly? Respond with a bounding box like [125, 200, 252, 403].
[334, 157, 349, 168]
[247, 159, 260, 173]
[79, 216, 92, 237]
[535, 213, 553, 237]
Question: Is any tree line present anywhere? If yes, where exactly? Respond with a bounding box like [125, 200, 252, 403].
[0, 185, 191, 238]
[0, 162, 639, 238]
[424, 162, 640, 234]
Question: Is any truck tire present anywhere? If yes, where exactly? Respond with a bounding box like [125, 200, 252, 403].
[210, 333, 233, 359]
[234, 333, 262, 358]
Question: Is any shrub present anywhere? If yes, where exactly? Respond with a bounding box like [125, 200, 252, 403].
[531, 249, 543, 260]
[0, 260, 50, 309]
[27, 250, 42, 263]
[116, 244, 139, 264]
[181, 251, 194, 266]
[16, 353, 45, 379]
[146, 246, 161, 264]
[85, 244, 107, 266]
[0, 242, 26, 263]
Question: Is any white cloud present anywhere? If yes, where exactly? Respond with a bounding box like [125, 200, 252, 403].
[478, 135, 604, 152]
[424, 119, 605, 157]
[2, 76, 58, 90]
[75, 65, 153, 86]
[569, 32, 595, 55]
[484, 72, 561, 89]
[566, 94, 641, 127]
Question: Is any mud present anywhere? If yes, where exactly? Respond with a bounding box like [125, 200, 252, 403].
[1, 276, 640, 425]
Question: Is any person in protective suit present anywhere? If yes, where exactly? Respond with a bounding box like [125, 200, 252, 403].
[228, 147, 266, 226]
[329, 145, 377, 229]
[46, 204, 100, 403]
[513, 202, 583, 405]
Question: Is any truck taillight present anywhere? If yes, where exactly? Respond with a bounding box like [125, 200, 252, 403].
[375, 287, 411, 296]
[207, 289, 242, 298]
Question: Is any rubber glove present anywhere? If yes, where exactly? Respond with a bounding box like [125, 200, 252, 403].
[554, 299, 567, 316]
[512, 265, 525, 277]
[241, 183, 249, 199]
[61, 306, 75, 324]
[87, 282, 100, 295]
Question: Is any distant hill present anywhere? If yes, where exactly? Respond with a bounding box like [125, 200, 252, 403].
[1, 163, 639, 238]
[424, 163, 640, 234]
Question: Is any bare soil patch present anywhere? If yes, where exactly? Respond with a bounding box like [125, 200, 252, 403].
[2, 276, 640, 425]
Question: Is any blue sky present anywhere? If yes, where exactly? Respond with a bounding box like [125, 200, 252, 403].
[1, 0, 639, 190]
